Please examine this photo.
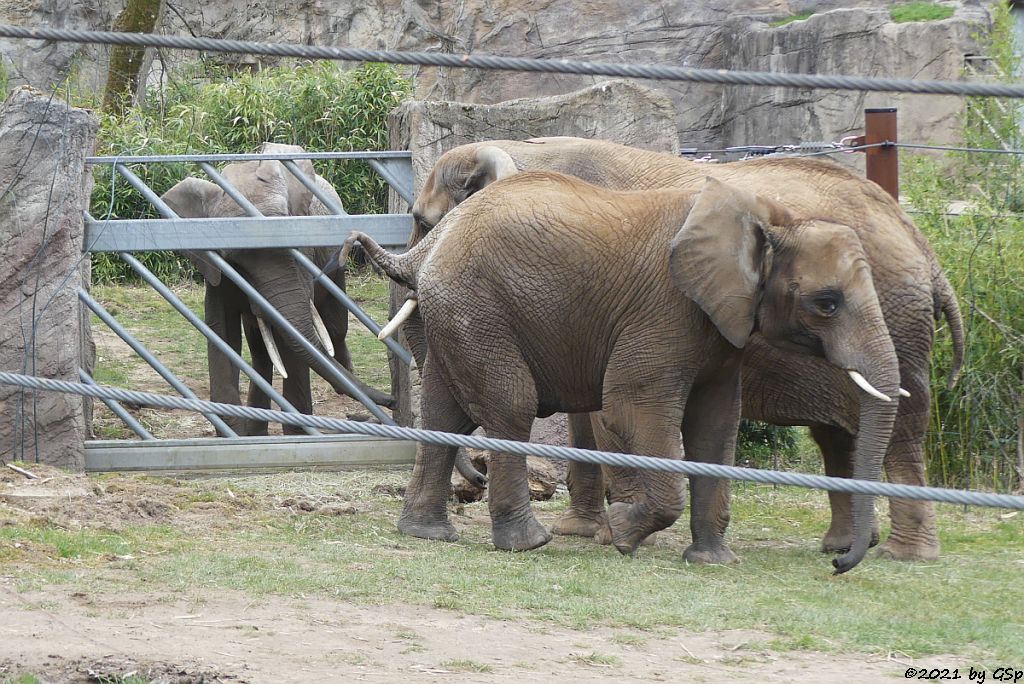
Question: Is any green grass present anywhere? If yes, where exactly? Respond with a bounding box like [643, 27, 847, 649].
[769, 11, 813, 28]
[4, 472, 1020, 661]
[441, 659, 495, 673]
[890, 2, 955, 23]
[3, 676, 41, 684]
[570, 652, 621, 668]
[87, 272, 393, 435]
[344, 269, 393, 392]
[91, 282, 207, 383]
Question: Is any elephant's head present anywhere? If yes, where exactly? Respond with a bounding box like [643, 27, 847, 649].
[411, 144, 518, 241]
[158, 146, 372, 402]
[672, 177, 901, 574]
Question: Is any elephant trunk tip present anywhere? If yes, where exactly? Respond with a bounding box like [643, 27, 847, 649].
[831, 540, 870, 575]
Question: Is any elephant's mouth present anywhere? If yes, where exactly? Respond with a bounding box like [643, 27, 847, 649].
[764, 330, 824, 357]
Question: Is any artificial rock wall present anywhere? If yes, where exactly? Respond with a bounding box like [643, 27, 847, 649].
[1, 1, 992, 151]
[0, 87, 98, 469]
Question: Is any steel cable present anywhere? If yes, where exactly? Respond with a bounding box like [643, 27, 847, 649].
[2, 371, 1023, 510]
[5, 25, 1024, 98]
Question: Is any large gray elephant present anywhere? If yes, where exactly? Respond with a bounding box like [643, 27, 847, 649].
[161, 145, 393, 436]
[394, 136, 964, 562]
[349, 171, 902, 575]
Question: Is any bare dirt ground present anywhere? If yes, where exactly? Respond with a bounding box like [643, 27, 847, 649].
[0, 465, 955, 683]
[1, 584, 940, 683]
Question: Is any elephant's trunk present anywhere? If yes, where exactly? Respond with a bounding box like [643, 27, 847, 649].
[249, 268, 395, 409]
[831, 331, 900, 575]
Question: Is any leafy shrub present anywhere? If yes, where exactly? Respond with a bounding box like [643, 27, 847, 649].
[890, 2, 955, 24]
[90, 61, 411, 283]
[736, 420, 800, 469]
[902, 3, 1023, 491]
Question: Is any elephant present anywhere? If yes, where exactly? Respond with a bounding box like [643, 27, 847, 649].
[160, 143, 393, 436]
[392, 136, 964, 562]
[347, 171, 903, 574]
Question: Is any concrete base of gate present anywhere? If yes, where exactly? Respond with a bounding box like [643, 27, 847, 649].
[84, 435, 415, 473]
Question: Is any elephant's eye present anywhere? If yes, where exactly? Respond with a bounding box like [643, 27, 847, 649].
[812, 292, 842, 316]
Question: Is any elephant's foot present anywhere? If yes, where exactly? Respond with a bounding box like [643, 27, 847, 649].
[820, 527, 880, 554]
[878, 499, 940, 561]
[397, 513, 460, 542]
[492, 510, 552, 552]
[595, 521, 657, 547]
[550, 509, 607, 538]
[606, 502, 669, 556]
[682, 542, 739, 566]
[874, 536, 939, 562]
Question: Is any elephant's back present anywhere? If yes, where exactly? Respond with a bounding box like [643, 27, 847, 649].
[416, 171, 690, 412]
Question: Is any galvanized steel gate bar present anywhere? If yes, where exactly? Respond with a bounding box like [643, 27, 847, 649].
[82, 150, 415, 466]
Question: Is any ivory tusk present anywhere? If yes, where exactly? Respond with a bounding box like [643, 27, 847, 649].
[899, 388, 911, 398]
[847, 370, 891, 402]
[378, 298, 418, 341]
[310, 300, 335, 357]
[257, 317, 288, 379]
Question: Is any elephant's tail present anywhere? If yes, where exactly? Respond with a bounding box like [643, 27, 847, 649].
[933, 267, 965, 390]
[340, 231, 420, 290]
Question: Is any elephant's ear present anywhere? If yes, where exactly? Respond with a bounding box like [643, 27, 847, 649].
[462, 145, 518, 197]
[670, 177, 792, 348]
[161, 176, 226, 286]
[307, 174, 345, 216]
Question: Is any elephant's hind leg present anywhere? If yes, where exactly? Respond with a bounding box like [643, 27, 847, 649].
[475, 369, 552, 552]
[398, 358, 477, 542]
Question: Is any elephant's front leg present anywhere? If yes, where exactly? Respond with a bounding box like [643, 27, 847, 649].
[205, 284, 245, 437]
[597, 403, 687, 557]
[241, 314, 273, 436]
[550, 413, 608, 539]
[876, 362, 939, 561]
[680, 358, 743, 565]
[398, 358, 476, 542]
[279, 329, 313, 437]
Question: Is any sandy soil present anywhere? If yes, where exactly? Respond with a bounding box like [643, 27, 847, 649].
[1, 583, 940, 683]
[0, 465, 954, 683]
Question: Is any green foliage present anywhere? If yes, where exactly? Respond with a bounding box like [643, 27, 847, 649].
[902, 3, 1024, 491]
[0, 57, 8, 98]
[890, 2, 955, 24]
[769, 11, 814, 28]
[736, 420, 799, 469]
[90, 61, 411, 283]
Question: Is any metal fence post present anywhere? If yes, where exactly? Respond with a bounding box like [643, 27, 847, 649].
[864, 107, 899, 200]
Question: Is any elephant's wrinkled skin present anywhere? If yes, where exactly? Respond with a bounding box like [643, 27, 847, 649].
[402, 136, 964, 562]
[161, 144, 393, 435]
[352, 172, 902, 574]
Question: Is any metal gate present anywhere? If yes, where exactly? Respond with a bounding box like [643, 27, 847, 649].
[81, 150, 416, 472]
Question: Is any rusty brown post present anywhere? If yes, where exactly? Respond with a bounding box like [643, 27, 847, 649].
[864, 107, 899, 200]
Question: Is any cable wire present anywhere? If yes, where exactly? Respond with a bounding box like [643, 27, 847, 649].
[5, 25, 1024, 98]
[2, 371, 1023, 510]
